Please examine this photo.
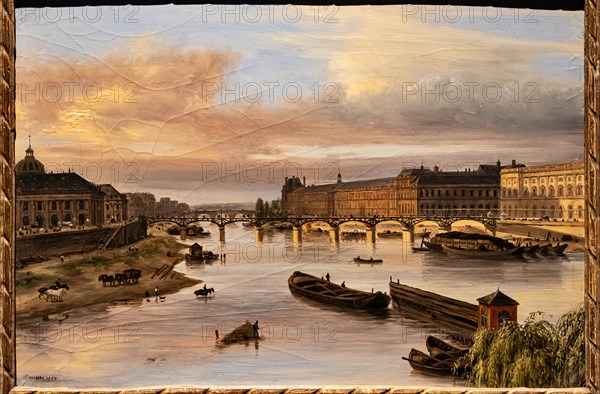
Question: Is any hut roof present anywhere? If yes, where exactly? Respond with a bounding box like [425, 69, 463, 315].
[477, 289, 519, 306]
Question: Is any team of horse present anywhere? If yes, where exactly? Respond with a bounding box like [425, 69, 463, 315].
[98, 268, 142, 287]
[38, 281, 69, 302]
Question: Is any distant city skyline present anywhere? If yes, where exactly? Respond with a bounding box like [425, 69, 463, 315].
[16, 5, 584, 204]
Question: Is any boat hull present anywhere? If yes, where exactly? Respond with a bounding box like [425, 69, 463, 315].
[288, 271, 390, 309]
[441, 245, 524, 258]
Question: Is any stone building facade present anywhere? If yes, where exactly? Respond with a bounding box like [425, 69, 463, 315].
[501, 161, 585, 220]
[282, 164, 502, 217]
[99, 184, 128, 224]
[125, 192, 157, 218]
[15, 145, 105, 228]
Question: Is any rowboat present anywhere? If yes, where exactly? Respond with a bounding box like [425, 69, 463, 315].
[353, 256, 383, 264]
[288, 271, 391, 309]
[422, 241, 443, 252]
[411, 247, 430, 252]
[377, 231, 403, 238]
[524, 244, 540, 255]
[402, 348, 454, 376]
[552, 243, 568, 255]
[425, 336, 469, 360]
[441, 245, 524, 257]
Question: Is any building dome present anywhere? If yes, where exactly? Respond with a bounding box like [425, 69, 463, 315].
[15, 144, 45, 175]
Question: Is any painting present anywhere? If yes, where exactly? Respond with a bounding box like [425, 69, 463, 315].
[13, 4, 585, 389]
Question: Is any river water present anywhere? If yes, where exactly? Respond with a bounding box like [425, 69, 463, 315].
[16, 224, 583, 388]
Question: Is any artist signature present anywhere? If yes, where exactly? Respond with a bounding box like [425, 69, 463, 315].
[24, 374, 58, 381]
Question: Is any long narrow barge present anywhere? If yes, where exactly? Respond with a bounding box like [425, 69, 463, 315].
[389, 278, 478, 336]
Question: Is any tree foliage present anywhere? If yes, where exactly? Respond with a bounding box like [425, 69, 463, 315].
[463, 304, 584, 388]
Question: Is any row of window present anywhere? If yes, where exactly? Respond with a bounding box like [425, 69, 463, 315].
[420, 189, 498, 198]
[502, 184, 583, 198]
[502, 174, 583, 186]
[420, 203, 499, 210]
[21, 200, 86, 211]
[21, 212, 87, 227]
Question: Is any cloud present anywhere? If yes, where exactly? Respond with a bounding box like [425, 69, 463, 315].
[15, 7, 584, 204]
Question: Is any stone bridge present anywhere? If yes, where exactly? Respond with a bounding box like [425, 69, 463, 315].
[144, 215, 497, 244]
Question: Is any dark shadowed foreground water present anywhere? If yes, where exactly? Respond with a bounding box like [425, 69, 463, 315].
[17, 224, 583, 388]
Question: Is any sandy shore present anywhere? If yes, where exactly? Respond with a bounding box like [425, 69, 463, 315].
[16, 233, 201, 323]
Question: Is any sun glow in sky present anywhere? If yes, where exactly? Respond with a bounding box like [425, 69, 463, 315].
[15, 5, 584, 204]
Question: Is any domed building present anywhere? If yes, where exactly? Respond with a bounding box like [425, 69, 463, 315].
[15, 145, 45, 174]
[15, 144, 125, 230]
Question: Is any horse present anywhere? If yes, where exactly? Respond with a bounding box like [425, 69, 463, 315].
[123, 268, 142, 284]
[45, 288, 67, 302]
[37, 287, 48, 299]
[49, 283, 69, 291]
[98, 274, 115, 287]
[114, 273, 126, 286]
[194, 287, 215, 297]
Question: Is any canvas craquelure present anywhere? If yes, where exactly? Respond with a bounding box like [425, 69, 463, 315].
[0, 1, 597, 392]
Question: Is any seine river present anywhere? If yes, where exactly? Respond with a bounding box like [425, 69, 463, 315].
[16, 224, 583, 388]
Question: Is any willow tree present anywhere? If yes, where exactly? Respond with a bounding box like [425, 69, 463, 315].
[463, 304, 584, 388]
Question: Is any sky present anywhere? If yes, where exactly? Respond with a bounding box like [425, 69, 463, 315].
[15, 5, 584, 205]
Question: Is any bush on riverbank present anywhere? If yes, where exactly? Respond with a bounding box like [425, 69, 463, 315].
[464, 304, 584, 387]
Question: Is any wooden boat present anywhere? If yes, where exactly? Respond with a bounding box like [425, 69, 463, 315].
[524, 244, 540, 255]
[426, 335, 469, 360]
[353, 256, 383, 264]
[377, 230, 403, 238]
[402, 348, 454, 376]
[538, 244, 552, 256]
[185, 252, 220, 263]
[552, 243, 568, 255]
[185, 253, 203, 263]
[342, 231, 366, 239]
[411, 247, 430, 252]
[288, 271, 391, 309]
[422, 241, 443, 252]
[441, 245, 524, 257]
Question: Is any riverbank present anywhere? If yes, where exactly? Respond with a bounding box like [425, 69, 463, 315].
[16, 235, 201, 323]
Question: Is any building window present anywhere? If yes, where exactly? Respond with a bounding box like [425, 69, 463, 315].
[470, 190, 474, 197]
[549, 186, 555, 197]
[51, 200, 57, 210]
[22, 216, 30, 227]
[540, 186, 546, 197]
[493, 190, 497, 198]
[558, 185, 564, 197]
[22, 201, 28, 211]
[445, 190, 449, 197]
[577, 185, 583, 196]
[65, 201, 71, 209]
[478, 190, 482, 197]
[532, 186, 537, 197]
[36, 201, 43, 211]
[453, 190, 457, 197]
[568, 205, 574, 219]
[78, 200, 85, 210]
[523, 187, 529, 197]
[462, 190, 465, 197]
[578, 206, 583, 219]
[567, 184, 574, 196]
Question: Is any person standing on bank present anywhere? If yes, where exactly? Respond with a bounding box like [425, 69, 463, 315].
[253, 320, 260, 338]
